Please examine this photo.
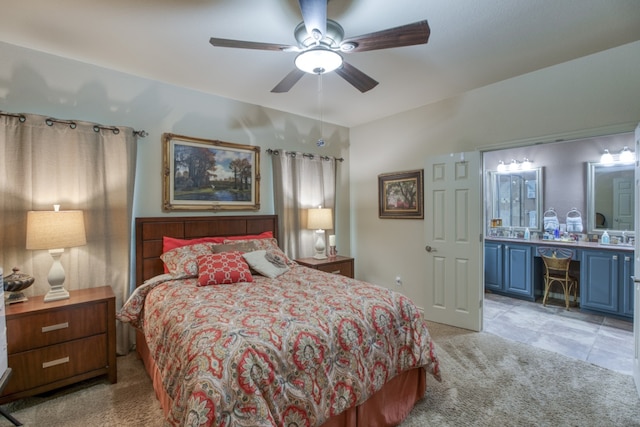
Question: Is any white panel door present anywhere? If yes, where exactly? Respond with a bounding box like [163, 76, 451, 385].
[613, 177, 634, 230]
[424, 152, 482, 331]
[633, 122, 640, 397]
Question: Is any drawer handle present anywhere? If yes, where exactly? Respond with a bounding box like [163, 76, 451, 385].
[331, 270, 341, 274]
[42, 322, 69, 333]
[42, 356, 69, 369]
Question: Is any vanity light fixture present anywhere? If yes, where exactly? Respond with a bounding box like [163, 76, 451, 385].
[620, 146, 635, 164]
[496, 160, 507, 172]
[600, 149, 614, 165]
[521, 158, 533, 170]
[508, 159, 520, 171]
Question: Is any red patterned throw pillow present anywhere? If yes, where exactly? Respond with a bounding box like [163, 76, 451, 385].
[196, 252, 253, 286]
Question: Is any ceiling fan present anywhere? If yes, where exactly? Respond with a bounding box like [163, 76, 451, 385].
[209, 0, 430, 93]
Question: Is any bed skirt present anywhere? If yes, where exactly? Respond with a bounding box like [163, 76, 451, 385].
[136, 331, 426, 426]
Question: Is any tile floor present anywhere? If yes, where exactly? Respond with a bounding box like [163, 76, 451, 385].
[483, 292, 634, 375]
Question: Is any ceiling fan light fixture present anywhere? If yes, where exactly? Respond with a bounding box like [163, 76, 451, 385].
[295, 47, 343, 74]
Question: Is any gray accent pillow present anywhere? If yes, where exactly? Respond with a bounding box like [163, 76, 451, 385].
[242, 250, 290, 278]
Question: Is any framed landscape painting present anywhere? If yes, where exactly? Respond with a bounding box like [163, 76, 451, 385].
[378, 169, 424, 219]
[162, 133, 260, 211]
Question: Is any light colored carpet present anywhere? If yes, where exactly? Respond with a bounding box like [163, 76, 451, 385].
[1, 322, 639, 426]
[401, 321, 640, 426]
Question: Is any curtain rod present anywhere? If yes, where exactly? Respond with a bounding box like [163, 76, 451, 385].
[266, 148, 344, 162]
[0, 110, 147, 138]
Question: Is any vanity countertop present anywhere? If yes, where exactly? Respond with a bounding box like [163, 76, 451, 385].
[485, 236, 634, 252]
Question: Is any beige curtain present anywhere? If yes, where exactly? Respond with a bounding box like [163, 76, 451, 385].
[0, 112, 138, 355]
[271, 150, 337, 259]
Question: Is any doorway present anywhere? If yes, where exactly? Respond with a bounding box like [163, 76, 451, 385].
[481, 132, 636, 375]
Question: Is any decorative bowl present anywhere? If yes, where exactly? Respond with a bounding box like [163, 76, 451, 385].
[3, 267, 35, 304]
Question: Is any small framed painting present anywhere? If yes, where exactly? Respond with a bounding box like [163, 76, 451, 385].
[162, 133, 260, 211]
[378, 169, 424, 219]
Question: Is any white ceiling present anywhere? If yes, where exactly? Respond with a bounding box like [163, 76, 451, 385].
[1, 0, 640, 127]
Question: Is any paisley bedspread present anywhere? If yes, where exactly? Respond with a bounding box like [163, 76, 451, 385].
[119, 265, 441, 427]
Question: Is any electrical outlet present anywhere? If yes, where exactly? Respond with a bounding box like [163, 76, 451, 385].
[395, 276, 402, 286]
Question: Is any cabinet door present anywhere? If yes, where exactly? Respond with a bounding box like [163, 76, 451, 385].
[484, 242, 503, 292]
[581, 250, 619, 313]
[504, 244, 533, 299]
[622, 253, 634, 317]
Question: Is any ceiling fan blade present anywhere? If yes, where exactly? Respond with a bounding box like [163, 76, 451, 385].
[298, 0, 327, 41]
[334, 61, 379, 93]
[271, 69, 306, 93]
[341, 20, 430, 53]
[209, 37, 298, 52]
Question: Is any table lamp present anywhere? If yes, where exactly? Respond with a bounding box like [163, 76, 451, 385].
[26, 205, 86, 302]
[307, 207, 333, 259]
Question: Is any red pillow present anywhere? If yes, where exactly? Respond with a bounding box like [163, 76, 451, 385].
[163, 236, 226, 253]
[224, 231, 273, 241]
[196, 252, 253, 286]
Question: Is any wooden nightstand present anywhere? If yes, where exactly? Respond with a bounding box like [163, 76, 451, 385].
[295, 256, 354, 278]
[0, 286, 117, 404]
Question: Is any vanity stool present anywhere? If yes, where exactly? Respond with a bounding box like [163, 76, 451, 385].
[538, 247, 578, 310]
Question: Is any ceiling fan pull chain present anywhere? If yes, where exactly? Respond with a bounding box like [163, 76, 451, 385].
[317, 73, 325, 147]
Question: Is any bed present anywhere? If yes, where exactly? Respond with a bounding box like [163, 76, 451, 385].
[119, 215, 440, 427]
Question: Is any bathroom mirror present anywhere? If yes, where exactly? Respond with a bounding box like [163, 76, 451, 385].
[587, 162, 634, 234]
[486, 168, 543, 231]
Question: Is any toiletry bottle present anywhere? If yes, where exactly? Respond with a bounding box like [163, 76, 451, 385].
[601, 230, 610, 244]
[524, 227, 530, 240]
[554, 227, 560, 240]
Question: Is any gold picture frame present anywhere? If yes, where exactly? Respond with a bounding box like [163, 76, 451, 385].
[378, 169, 424, 219]
[162, 133, 260, 211]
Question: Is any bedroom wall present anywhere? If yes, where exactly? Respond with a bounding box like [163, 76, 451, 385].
[0, 41, 352, 256]
[349, 40, 640, 310]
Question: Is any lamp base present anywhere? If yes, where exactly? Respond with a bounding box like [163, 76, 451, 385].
[313, 231, 327, 259]
[45, 248, 70, 302]
[44, 286, 70, 302]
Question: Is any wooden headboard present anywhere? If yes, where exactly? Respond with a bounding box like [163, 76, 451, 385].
[135, 215, 278, 286]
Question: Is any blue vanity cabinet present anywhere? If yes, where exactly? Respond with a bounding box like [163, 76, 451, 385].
[484, 241, 504, 292]
[580, 250, 621, 315]
[621, 253, 634, 317]
[484, 241, 535, 301]
[485, 240, 634, 318]
[503, 243, 534, 300]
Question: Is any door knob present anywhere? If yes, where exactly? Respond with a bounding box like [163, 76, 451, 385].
[425, 245, 436, 252]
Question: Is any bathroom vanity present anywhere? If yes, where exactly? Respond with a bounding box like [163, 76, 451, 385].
[483, 132, 636, 320]
[485, 237, 634, 319]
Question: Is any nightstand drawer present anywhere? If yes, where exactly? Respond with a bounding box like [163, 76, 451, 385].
[295, 256, 355, 278]
[7, 302, 108, 353]
[315, 261, 353, 277]
[4, 334, 108, 394]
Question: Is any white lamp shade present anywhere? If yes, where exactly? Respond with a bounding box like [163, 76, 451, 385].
[307, 208, 333, 230]
[620, 146, 635, 163]
[600, 149, 613, 165]
[26, 210, 87, 250]
[295, 48, 343, 74]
